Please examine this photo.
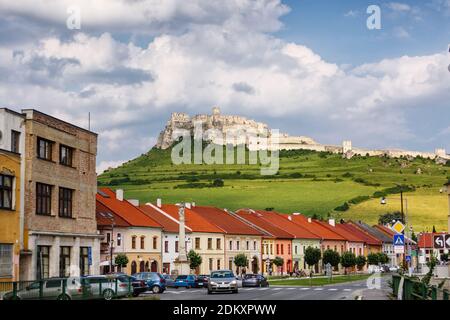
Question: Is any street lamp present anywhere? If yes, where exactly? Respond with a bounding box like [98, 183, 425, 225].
[99, 212, 115, 273]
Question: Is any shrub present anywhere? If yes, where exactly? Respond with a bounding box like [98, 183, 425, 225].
[334, 202, 350, 211]
[212, 178, 224, 187]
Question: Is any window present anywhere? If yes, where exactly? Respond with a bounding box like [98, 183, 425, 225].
[131, 236, 136, 249]
[11, 130, 20, 153]
[229, 240, 233, 250]
[152, 237, 157, 250]
[0, 244, 13, 277]
[0, 175, 13, 209]
[228, 259, 233, 270]
[281, 244, 284, 255]
[175, 241, 179, 253]
[288, 244, 291, 255]
[58, 187, 73, 218]
[59, 246, 71, 277]
[164, 241, 169, 253]
[117, 233, 121, 246]
[80, 247, 89, 276]
[37, 137, 53, 161]
[216, 238, 221, 250]
[36, 183, 52, 215]
[217, 259, 221, 270]
[276, 244, 280, 255]
[195, 238, 200, 250]
[140, 236, 145, 249]
[36, 246, 49, 279]
[106, 233, 111, 244]
[253, 241, 257, 251]
[270, 244, 273, 255]
[208, 238, 212, 250]
[341, 245, 344, 253]
[59, 145, 73, 166]
[236, 241, 240, 251]
[295, 246, 298, 255]
[246, 241, 249, 250]
[209, 258, 213, 271]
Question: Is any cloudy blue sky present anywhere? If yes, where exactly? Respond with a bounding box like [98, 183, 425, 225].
[0, 0, 449, 173]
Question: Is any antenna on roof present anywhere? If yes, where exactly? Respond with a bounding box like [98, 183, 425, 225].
[88, 112, 91, 131]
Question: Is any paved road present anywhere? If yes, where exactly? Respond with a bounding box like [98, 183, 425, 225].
[142, 275, 390, 300]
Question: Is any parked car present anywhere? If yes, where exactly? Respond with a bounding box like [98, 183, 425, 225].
[207, 270, 238, 294]
[86, 275, 148, 299]
[162, 274, 175, 287]
[197, 275, 209, 288]
[3, 277, 90, 300]
[389, 265, 400, 273]
[173, 275, 198, 289]
[368, 265, 381, 274]
[132, 272, 166, 294]
[242, 274, 269, 287]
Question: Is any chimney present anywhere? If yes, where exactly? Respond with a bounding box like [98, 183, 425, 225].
[116, 189, 124, 201]
[288, 216, 292, 221]
[192, 202, 196, 207]
[185, 202, 191, 209]
[329, 219, 335, 227]
[127, 199, 139, 206]
[307, 217, 312, 223]
[156, 198, 162, 208]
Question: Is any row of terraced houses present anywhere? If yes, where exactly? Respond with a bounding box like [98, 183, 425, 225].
[2, 108, 445, 283]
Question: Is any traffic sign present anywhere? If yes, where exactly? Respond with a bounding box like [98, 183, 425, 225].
[405, 255, 411, 263]
[433, 235, 445, 249]
[394, 234, 405, 246]
[394, 246, 405, 254]
[392, 221, 405, 234]
[446, 235, 450, 248]
[88, 247, 92, 266]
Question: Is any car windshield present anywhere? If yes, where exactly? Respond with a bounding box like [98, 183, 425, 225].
[211, 272, 234, 278]
[244, 274, 258, 279]
[177, 275, 188, 280]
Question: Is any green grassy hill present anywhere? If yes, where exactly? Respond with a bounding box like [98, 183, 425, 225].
[98, 146, 450, 232]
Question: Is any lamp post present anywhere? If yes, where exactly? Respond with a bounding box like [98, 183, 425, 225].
[380, 188, 410, 270]
[99, 212, 115, 273]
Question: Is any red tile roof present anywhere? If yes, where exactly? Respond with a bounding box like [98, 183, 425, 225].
[251, 210, 321, 240]
[339, 223, 381, 246]
[139, 204, 190, 233]
[159, 204, 224, 234]
[286, 214, 345, 241]
[191, 206, 264, 236]
[96, 201, 130, 227]
[235, 209, 294, 239]
[315, 220, 364, 243]
[96, 188, 162, 228]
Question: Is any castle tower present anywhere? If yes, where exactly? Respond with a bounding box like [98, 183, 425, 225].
[212, 106, 221, 116]
[343, 140, 352, 153]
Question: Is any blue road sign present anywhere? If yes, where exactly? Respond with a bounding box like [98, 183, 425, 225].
[405, 255, 411, 262]
[88, 247, 92, 266]
[394, 234, 405, 246]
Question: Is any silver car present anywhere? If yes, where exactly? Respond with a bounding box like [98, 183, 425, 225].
[207, 270, 238, 294]
[2, 277, 90, 300]
[85, 275, 132, 300]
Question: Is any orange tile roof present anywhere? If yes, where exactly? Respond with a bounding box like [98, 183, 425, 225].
[96, 201, 130, 227]
[251, 210, 321, 240]
[191, 206, 264, 236]
[286, 214, 345, 241]
[418, 232, 447, 248]
[339, 223, 381, 246]
[159, 204, 223, 234]
[139, 204, 190, 234]
[96, 188, 162, 228]
[235, 209, 294, 239]
[315, 220, 364, 243]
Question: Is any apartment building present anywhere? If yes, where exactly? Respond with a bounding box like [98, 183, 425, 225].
[20, 109, 101, 280]
[0, 108, 25, 281]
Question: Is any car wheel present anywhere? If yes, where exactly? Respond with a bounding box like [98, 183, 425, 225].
[103, 289, 115, 301]
[174, 286, 178, 289]
[132, 292, 139, 297]
[152, 286, 161, 294]
[187, 286, 191, 289]
[56, 294, 71, 300]
[232, 289, 238, 294]
[207, 290, 212, 295]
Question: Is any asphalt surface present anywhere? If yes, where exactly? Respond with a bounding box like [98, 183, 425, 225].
[142, 275, 390, 300]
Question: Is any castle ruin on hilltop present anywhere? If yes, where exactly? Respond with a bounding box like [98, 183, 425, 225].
[155, 107, 449, 163]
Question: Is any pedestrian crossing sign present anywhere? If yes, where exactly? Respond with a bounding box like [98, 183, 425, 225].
[394, 234, 405, 246]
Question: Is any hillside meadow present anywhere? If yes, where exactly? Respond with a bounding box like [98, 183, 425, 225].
[98, 146, 450, 232]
